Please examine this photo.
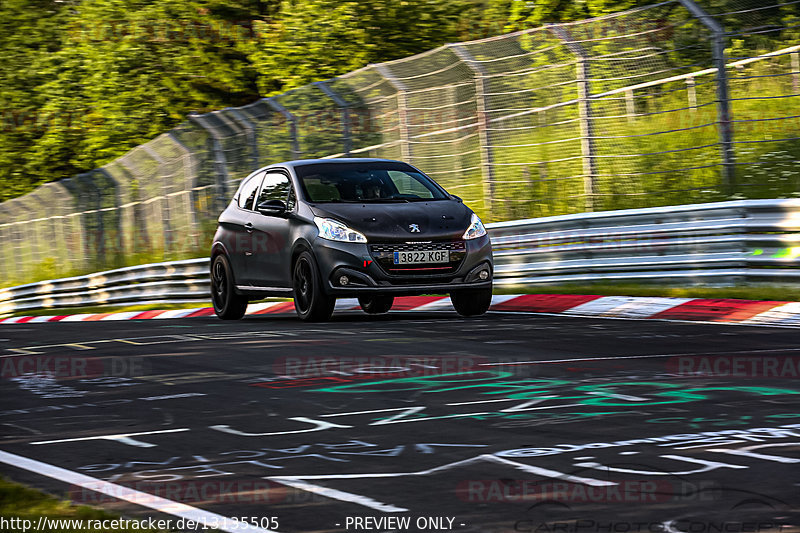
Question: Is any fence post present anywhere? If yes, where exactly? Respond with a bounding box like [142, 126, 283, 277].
[678, 0, 736, 196]
[223, 108, 260, 168]
[167, 131, 202, 251]
[374, 64, 412, 161]
[0, 203, 22, 282]
[78, 172, 106, 269]
[58, 178, 87, 274]
[265, 98, 301, 159]
[686, 76, 697, 111]
[314, 81, 353, 157]
[139, 144, 172, 256]
[188, 113, 230, 211]
[449, 44, 497, 220]
[549, 24, 598, 212]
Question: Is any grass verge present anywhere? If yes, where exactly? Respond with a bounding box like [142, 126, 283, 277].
[0, 476, 164, 532]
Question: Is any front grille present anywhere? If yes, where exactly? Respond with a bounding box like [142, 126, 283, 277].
[369, 241, 466, 276]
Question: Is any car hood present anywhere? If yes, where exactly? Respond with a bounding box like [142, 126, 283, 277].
[310, 200, 473, 242]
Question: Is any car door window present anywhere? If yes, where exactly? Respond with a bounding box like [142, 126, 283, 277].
[257, 172, 292, 208]
[238, 173, 264, 210]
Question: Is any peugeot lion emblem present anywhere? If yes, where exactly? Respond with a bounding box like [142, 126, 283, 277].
[408, 223, 421, 233]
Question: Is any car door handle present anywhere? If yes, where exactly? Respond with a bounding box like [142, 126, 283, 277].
[244, 222, 254, 233]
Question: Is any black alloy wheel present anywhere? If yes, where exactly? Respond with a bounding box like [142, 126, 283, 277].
[211, 254, 248, 320]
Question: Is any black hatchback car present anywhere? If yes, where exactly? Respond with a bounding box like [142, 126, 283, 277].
[210, 158, 493, 321]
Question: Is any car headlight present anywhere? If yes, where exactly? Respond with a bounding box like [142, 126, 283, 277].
[462, 213, 487, 240]
[314, 217, 367, 243]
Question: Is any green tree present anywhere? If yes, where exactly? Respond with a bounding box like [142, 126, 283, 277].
[247, 0, 467, 93]
[0, 0, 71, 201]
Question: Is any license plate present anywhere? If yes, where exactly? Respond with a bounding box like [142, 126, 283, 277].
[393, 250, 449, 264]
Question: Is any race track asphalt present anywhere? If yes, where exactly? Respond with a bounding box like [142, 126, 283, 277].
[0, 309, 798, 533]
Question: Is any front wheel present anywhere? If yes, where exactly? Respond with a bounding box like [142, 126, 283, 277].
[293, 251, 335, 322]
[358, 295, 394, 314]
[450, 287, 492, 317]
[211, 254, 248, 320]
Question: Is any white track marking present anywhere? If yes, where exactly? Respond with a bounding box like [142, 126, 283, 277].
[210, 417, 350, 437]
[708, 443, 800, 463]
[246, 302, 280, 313]
[597, 297, 694, 318]
[270, 479, 407, 512]
[0, 450, 279, 533]
[268, 454, 613, 512]
[411, 297, 454, 312]
[28, 316, 56, 323]
[561, 296, 692, 318]
[31, 428, 189, 447]
[151, 309, 198, 319]
[270, 453, 614, 485]
[488, 309, 800, 329]
[745, 301, 800, 325]
[334, 298, 360, 311]
[320, 407, 428, 417]
[100, 311, 143, 321]
[56, 314, 97, 322]
[563, 296, 647, 315]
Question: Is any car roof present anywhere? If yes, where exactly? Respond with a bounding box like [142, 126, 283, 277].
[272, 158, 405, 169]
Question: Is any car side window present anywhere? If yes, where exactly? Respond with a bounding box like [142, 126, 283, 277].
[257, 172, 292, 208]
[387, 170, 435, 199]
[237, 173, 263, 210]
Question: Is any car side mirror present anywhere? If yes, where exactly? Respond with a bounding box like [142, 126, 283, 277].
[449, 194, 462, 202]
[257, 199, 287, 216]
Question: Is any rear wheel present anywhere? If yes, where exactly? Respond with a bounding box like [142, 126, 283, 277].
[358, 295, 394, 314]
[450, 287, 492, 317]
[293, 251, 335, 321]
[211, 254, 248, 320]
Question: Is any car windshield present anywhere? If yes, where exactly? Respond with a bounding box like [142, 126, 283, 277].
[295, 162, 449, 203]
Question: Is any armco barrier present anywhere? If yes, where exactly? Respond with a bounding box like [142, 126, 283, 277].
[1, 199, 799, 315]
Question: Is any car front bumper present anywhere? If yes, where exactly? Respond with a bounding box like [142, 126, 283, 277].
[313, 235, 493, 297]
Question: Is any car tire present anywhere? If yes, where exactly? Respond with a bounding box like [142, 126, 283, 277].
[450, 286, 492, 317]
[211, 254, 248, 320]
[358, 295, 394, 314]
[293, 251, 335, 322]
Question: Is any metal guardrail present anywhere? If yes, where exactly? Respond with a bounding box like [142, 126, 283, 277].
[2, 199, 799, 315]
[0, 259, 210, 315]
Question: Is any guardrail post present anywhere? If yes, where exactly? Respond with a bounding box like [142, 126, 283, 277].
[549, 24, 598, 212]
[678, 0, 736, 196]
[265, 98, 302, 159]
[188, 113, 230, 211]
[449, 44, 497, 220]
[314, 81, 353, 157]
[374, 64, 412, 161]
